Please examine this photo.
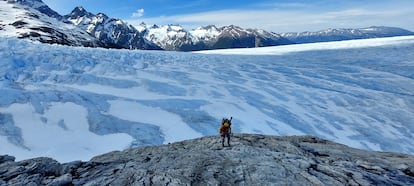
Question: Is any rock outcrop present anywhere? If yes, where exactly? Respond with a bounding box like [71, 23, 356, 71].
[1, 134, 414, 185]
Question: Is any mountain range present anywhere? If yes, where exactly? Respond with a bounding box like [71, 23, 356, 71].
[1, 0, 413, 51]
[281, 26, 414, 44]
[63, 6, 160, 50]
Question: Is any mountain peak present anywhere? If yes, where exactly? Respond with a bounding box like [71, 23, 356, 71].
[222, 24, 242, 30]
[67, 6, 94, 18]
[149, 24, 160, 29]
[72, 6, 87, 14]
[15, 0, 62, 19]
[75, 6, 85, 11]
[195, 25, 219, 31]
[166, 24, 184, 31]
[95, 12, 108, 19]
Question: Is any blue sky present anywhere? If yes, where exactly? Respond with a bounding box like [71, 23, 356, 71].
[43, 0, 414, 32]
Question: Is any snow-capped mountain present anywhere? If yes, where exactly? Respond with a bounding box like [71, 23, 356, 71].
[190, 25, 222, 43]
[3, 0, 414, 51]
[190, 25, 293, 50]
[2, 0, 294, 51]
[138, 23, 206, 51]
[281, 26, 414, 44]
[136, 24, 293, 51]
[64, 7, 161, 50]
[14, 0, 62, 20]
[0, 0, 100, 47]
[1, 36, 414, 162]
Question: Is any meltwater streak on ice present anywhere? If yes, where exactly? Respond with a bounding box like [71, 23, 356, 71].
[196, 36, 414, 55]
[0, 36, 413, 162]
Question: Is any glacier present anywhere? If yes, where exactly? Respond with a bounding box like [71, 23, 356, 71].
[0, 36, 414, 162]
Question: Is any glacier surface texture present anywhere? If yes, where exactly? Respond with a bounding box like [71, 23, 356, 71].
[1, 36, 414, 162]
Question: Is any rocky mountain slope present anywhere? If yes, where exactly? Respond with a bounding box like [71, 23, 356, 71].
[1, 134, 414, 185]
[280, 26, 414, 44]
[14, 0, 62, 20]
[3, 0, 292, 51]
[135, 23, 294, 51]
[2, 0, 414, 51]
[64, 6, 161, 50]
[137, 23, 206, 51]
[0, 0, 100, 47]
[193, 25, 293, 50]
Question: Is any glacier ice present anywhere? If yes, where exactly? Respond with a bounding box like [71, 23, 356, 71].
[0, 36, 414, 162]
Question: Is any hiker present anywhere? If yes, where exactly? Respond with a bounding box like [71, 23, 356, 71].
[219, 117, 232, 147]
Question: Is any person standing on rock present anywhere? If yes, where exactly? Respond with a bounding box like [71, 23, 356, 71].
[219, 117, 232, 147]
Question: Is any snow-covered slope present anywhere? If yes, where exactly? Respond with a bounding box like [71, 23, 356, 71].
[137, 24, 293, 51]
[15, 0, 62, 20]
[207, 25, 293, 49]
[4, 0, 413, 52]
[190, 25, 221, 43]
[1, 36, 414, 163]
[1, 0, 290, 51]
[281, 26, 414, 44]
[0, 0, 99, 47]
[189, 25, 293, 49]
[141, 23, 204, 51]
[64, 7, 160, 50]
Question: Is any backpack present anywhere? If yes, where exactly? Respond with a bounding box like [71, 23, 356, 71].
[222, 118, 231, 127]
[219, 118, 231, 133]
[223, 122, 230, 128]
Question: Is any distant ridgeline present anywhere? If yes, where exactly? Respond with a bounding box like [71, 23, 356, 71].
[279, 26, 414, 44]
[0, 0, 413, 51]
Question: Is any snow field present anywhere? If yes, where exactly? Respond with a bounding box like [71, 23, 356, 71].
[0, 103, 133, 162]
[0, 36, 414, 162]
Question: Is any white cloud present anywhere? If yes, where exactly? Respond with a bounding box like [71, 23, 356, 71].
[128, 1, 414, 32]
[131, 8, 144, 18]
[260, 2, 313, 9]
[127, 6, 414, 33]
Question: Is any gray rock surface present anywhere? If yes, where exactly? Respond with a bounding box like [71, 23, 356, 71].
[1, 134, 414, 185]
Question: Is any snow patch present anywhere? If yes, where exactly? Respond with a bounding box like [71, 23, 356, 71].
[0, 102, 133, 162]
[108, 100, 203, 143]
